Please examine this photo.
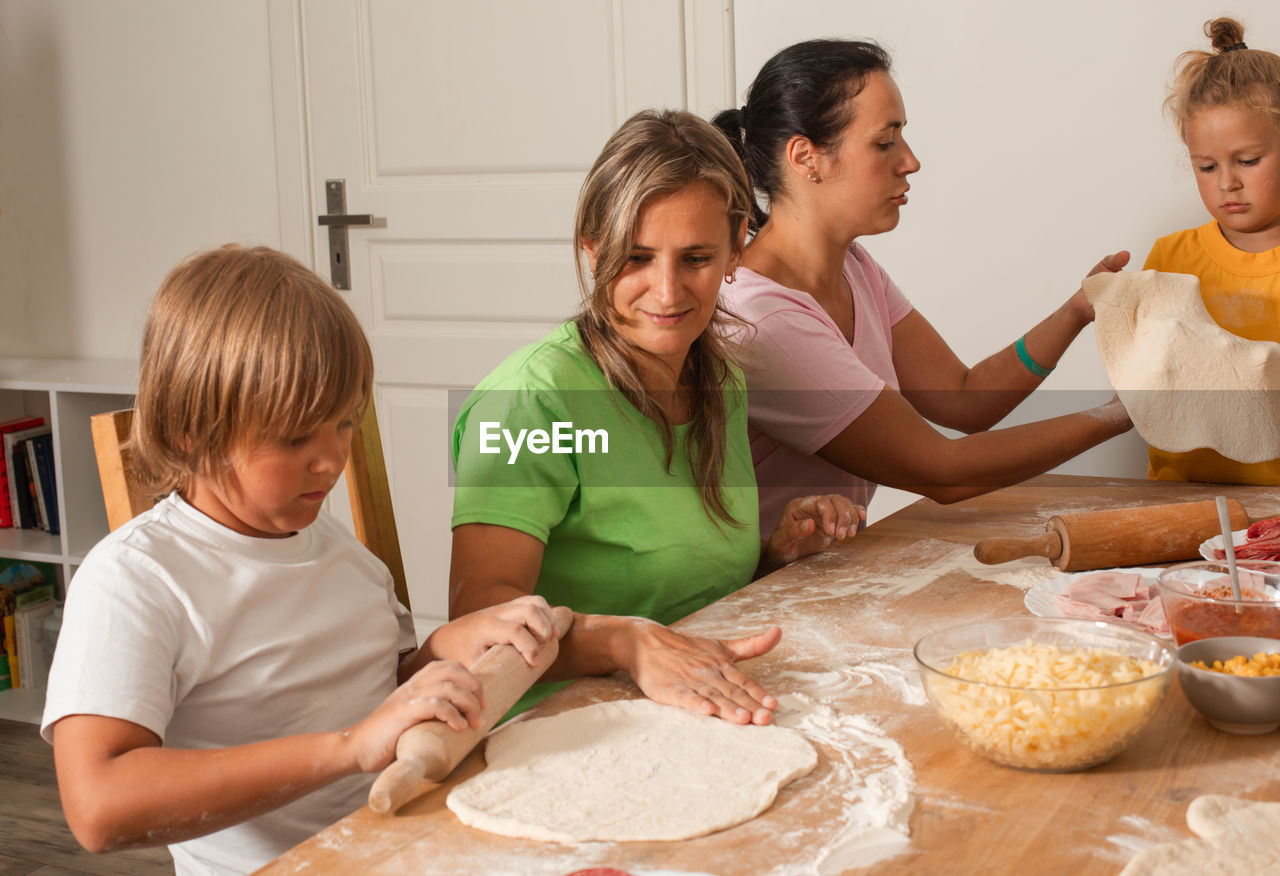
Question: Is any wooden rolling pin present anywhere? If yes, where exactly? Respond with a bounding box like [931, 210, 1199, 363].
[368, 604, 574, 814]
[972, 499, 1249, 572]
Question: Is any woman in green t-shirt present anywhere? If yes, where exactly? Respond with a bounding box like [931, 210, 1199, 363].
[450, 109, 861, 725]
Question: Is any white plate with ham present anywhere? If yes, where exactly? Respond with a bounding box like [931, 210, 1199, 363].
[1199, 515, 1280, 561]
[1023, 567, 1170, 637]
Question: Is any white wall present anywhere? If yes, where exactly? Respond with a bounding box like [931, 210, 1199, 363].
[3, 1, 1278, 518]
[0, 0, 280, 360]
[733, 0, 1280, 521]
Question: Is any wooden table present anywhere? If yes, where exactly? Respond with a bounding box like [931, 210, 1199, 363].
[257, 475, 1280, 875]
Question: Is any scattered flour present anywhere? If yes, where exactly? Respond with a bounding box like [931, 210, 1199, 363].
[861, 544, 1062, 594]
[768, 692, 916, 875]
[772, 651, 927, 707]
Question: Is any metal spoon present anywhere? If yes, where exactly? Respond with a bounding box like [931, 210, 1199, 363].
[1215, 495, 1243, 604]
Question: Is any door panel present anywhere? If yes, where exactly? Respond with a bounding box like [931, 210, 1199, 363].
[280, 0, 732, 627]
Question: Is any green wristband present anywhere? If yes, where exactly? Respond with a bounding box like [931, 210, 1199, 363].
[1015, 335, 1053, 378]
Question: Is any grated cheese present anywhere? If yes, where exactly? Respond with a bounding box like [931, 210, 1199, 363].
[924, 640, 1165, 770]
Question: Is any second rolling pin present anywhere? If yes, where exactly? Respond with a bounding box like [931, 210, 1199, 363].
[368, 604, 574, 814]
[972, 499, 1249, 572]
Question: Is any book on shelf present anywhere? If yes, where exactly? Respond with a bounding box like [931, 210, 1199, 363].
[0, 416, 45, 528]
[0, 558, 57, 690]
[4, 425, 50, 530]
[1, 609, 14, 689]
[29, 433, 59, 535]
[24, 439, 46, 531]
[14, 597, 54, 690]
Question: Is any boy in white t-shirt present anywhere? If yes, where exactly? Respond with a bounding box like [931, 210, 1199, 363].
[42, 244, 557, 875]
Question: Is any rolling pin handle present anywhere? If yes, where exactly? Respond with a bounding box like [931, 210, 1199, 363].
[368, 755, 433, 814]
[973, 531, 1063, 565]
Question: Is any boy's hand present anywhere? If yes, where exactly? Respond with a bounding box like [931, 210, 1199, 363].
[347, 659, 483, 772]
[427, 594, 557, 668]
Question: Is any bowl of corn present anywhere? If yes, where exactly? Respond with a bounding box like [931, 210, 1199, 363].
[1175, 636, 1280, 734]
[914, 618, 1174, 771]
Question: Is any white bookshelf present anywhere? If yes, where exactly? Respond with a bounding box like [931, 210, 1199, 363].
[0, 358, 137, 723]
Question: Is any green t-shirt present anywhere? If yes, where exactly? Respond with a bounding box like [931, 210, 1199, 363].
[452, 322, 760, 626]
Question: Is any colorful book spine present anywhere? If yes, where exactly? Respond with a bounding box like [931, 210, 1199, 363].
[0, 416, 45, 528]
[30, 434, 59, 535]
[2, 611, 17, 689]
[4, 426, 51, 529]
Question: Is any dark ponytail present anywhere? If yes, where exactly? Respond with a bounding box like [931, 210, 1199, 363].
[714, 39, 892, 231]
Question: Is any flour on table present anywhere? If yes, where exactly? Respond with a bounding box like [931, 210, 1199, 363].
[865, 544, 1061, 593]
[771, 693, 915, 874]
[1084, 270, 1280, 464]
[446, 698, 817, 843]
[1119, 795, 1280, 875]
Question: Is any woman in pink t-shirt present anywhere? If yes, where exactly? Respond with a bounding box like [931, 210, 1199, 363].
[712, 39, 1134, 531]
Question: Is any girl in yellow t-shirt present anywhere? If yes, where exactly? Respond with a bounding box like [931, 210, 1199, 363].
[1145, 16, 1280, 485]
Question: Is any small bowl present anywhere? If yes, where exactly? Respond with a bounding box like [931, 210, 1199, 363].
[1156, 560, 1280, 646]
[1176, 636, 1280, 734]
[914, 618, 1174, 771]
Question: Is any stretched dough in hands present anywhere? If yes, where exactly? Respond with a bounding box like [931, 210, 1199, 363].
[446, 698, 817, 843]
[1120, 796, 1280, 875]
[1083, 270, 1280, 463]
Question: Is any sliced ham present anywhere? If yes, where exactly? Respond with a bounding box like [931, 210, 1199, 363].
[1053, 572, 1167, 635]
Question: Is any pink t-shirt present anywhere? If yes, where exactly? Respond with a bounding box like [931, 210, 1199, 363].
[722, 243, 913, 533]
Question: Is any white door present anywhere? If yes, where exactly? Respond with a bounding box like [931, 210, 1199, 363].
[269, 0, 735, 631]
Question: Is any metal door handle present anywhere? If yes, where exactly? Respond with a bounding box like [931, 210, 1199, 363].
[318, 179, 374, 289]
[318, 213, 373, 227]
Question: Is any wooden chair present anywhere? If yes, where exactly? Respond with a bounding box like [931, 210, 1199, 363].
[89, 405, 411, 610]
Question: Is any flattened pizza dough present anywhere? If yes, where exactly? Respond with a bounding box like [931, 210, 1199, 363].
[1084, 270, 1280, 463]
[1120, 795, 1280, 875]
[446, 698, 818, 843]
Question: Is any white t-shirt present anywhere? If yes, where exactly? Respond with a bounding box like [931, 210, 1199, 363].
[722, 242, 914, 532]
[43, 493, 416, 875]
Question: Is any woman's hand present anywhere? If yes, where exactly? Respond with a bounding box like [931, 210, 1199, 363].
[424, 594, 557, 669]
[762, 493, 864, 573]
[1087, 394, 1133, 431]
[1069, 250, 1130, 323]
[621, 619, 781, 725]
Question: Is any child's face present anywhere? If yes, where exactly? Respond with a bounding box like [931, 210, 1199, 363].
[190, 410, 356, 538]
[1186, 104, 1280, 252]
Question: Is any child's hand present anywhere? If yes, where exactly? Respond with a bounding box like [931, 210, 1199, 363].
[427, 594, 558, 668]
[347, 659, 483, 772]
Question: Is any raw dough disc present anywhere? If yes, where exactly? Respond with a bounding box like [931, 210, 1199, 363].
[1084, 270, 1280, 464]
[446, 698, 818, 843]
[1120, 795, 1280, 875]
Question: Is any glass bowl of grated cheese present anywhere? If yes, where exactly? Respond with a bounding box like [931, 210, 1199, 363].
[914, 618, 1175, 771]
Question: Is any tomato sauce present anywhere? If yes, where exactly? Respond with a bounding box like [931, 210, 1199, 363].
[1168, 585, 1280, 644]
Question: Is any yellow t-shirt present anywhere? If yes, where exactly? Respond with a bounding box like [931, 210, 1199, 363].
[1143, 221, 1280, 485]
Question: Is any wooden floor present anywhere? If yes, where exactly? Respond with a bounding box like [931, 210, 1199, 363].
[0, 719, 173, 876]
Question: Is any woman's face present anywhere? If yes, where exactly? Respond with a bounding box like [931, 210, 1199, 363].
[818, 71, 921, 238]
[599, 181, 742, 381]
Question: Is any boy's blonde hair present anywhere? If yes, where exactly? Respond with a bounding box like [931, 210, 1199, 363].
[130, 244, 373, 497]
[1166, 17, 1280, 140]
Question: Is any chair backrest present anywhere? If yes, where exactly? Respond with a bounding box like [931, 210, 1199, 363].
[89, 405, 411, 610]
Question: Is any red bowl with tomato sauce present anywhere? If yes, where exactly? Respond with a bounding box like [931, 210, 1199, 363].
[1156, 560, 1280, 646]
